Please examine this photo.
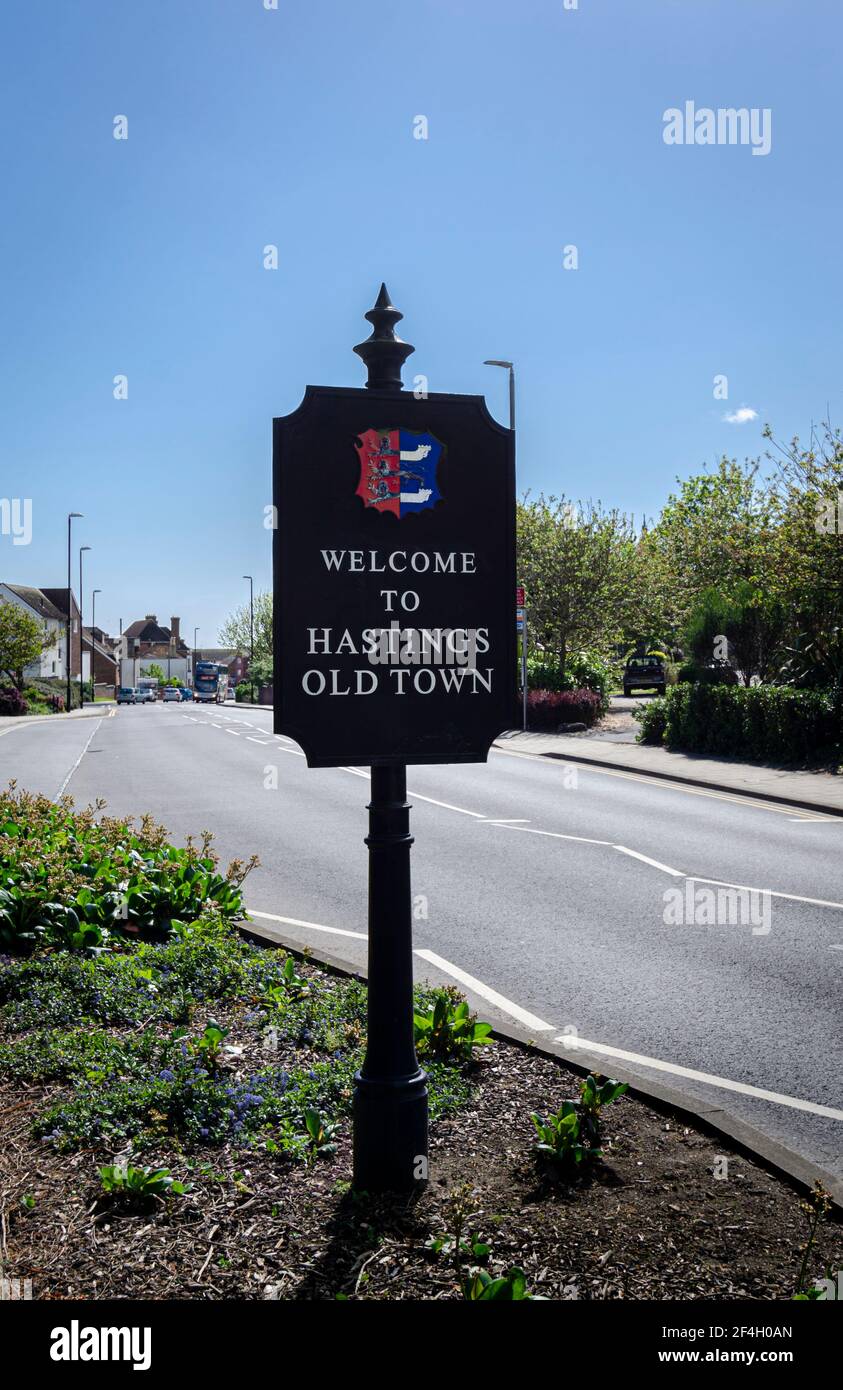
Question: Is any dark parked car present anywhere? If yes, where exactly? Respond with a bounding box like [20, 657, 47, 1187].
[623, 656, 666, 697]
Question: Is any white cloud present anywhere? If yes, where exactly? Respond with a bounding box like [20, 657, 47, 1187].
[722, 406, 758, 424]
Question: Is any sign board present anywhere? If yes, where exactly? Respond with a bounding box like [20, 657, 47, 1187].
[273, 386, 517, 766]
[516, 585, 525, 607]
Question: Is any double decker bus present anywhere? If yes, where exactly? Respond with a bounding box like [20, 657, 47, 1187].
[193, 661, 229, 703]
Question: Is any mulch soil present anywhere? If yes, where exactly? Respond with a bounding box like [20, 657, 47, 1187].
[1, 1006, 839, 1301]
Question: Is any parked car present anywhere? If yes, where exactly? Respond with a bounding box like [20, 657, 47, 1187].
[162, 686, 181, 702]
[179, 688, 193, 701]
[623, 655, 666, 697]
[117, 686, 137, 705]
[135, 687, 156, 704]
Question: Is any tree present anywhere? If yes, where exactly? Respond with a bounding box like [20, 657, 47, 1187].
[648, 457, 778, 629]
[0, 601, 48, 690]
[139, 662, 166, 685]
[218, 591, 272, 664]
[765, 421, 843, 707]
[517, 496, 636, 681]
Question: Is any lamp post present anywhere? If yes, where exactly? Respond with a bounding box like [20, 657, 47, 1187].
[483, 358, 515, 431]
[78, 546, 91, 707]
[66, 513, 82, 710]
[193, 627, 199, 687]
[91, 589, 101, 697]
[243, 575, 254, 702]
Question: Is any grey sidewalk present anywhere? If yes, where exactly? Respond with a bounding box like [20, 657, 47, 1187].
[0, 703, 115, 735]
[494, 730, 843, 816]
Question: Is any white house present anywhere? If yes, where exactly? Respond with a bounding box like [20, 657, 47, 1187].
[0, 584, 71, 679]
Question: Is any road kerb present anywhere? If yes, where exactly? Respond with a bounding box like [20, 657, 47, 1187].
[239, 916, 843, 1213]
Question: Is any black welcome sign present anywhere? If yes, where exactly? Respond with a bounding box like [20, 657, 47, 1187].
[273, 286, 516, 766]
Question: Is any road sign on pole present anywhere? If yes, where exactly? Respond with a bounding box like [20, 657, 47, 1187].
[273, 285, 517, 1192]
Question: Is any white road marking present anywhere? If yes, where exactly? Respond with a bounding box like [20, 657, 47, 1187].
[553, 1034, 843, 1121]
[246, 736, 272, 745]
[407, 790, 487, 818]
[828, 944, 843, 951]
[225, 730, 241, 737]
[53, 719, 103, 801]
[487, 822, 613, 847]
[687, 877, 843, 913]
[247, 909, 367, 940]
[245, 904, 840, 1118]
[413, 949, 556, 1032]
[614, 845, 685, 877]
[479, 817, 531, 824]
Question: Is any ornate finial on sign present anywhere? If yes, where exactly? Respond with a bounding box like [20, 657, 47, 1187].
[353, 283, 415, 392]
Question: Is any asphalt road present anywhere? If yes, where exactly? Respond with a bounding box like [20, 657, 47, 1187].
[2, 701, 841, 1176]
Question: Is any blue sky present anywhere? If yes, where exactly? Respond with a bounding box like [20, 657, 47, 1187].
[1, 0, 841, 643]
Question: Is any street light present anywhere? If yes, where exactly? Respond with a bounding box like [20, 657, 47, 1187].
[91, 589, 101, 696]
[66, 513, 82, 710]
[79, 546, 91, 707]
[243, 575, 254, 702]
[484, 360, 525, 729]
[483, 359, 515, 431]
[193, 627, 199, 686]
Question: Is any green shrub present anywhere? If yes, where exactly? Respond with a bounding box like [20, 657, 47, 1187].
[530, 1074, 627, 1169]
[413, 988, 494, 1063]
[636, 684, 839, 761]
[527, 651, 613, 710]
[99, 1164, 188, 1202]
[636, 698, 668, 745]
[0, 788, 256, 955]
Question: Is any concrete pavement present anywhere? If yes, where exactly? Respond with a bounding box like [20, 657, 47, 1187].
[495, 729, 843, 816]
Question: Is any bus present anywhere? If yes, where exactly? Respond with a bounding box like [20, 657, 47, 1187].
[193, 661, 229, 703]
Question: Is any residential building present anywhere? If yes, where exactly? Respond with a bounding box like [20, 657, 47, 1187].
[120, 615, 190, 686]
[0, 583, 80, 680]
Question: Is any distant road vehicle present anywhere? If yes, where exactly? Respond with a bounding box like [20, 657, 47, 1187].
[623, 655, 666, 698]
[179, 688, 192, 701]
[136, 678, 159, 703]
[193, 661, 229, 704]
[162, 687, 181, 702]
[135, 686, 156, 704]
[117, 687, 137, 705]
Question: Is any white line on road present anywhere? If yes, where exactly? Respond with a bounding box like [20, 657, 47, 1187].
[53, 719, 103, 802]
[479, 817, 531, 824]
[246, 737, 272, 745]
[245, 904, 841, 1119]
[225, 730, 241, 737]
[687, 877, 843, 913]
[487, 822, 613, 846]
[614, 845, 685, 877]
[554, 1034, 843, 1121]
[413, 949, 556, 1032]
[247, 909, 367, 940]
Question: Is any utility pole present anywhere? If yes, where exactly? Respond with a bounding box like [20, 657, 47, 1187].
[243, 575, 254, 701]
[79, 545, 91, 707]
[66, 513, 82, 710]
[91, 589, 101, 697]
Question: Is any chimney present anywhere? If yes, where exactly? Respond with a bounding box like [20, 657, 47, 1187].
[171, 616, 180, 645]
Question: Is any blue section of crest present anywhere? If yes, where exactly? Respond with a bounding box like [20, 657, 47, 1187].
[397, 430, 442, 514]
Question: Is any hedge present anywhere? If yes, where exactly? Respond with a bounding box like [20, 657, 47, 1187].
[527, 688, 602, 731]
[636, 684, 840, 762]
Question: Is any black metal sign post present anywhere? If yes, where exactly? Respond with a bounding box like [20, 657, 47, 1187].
[273, 286, 516, 1191]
